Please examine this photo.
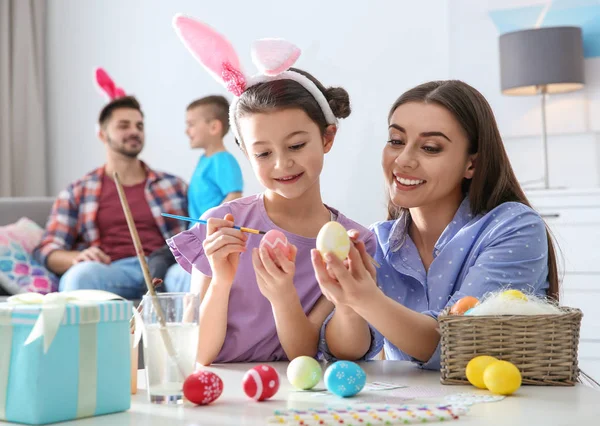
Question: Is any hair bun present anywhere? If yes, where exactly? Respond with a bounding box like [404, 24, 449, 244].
[325, 87, 351, 119]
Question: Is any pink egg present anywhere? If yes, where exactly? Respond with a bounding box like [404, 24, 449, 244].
[260, 230, 292, 261]
[242, 364, 280, 401]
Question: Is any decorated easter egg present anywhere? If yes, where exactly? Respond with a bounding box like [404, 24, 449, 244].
[324, 361, 366, 398]
[500, 289, 528, 301]
[260, 229, 292, 261]
[316, 221, 351, 261]
[287, 356, 322, 390]
[450, 296, 479, 315]
[242, 364, 280, 401]
[183, 370, 224, 405]
[465, 355, 497, 389]
[483, 360, 522, 395]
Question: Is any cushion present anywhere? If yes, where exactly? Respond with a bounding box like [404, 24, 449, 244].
[0, 217, 58, 294]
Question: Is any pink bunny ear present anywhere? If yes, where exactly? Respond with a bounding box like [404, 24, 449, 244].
[251, 39, 301, 77]
[95, 68, 126, 100]
[173, 14, 246, 96]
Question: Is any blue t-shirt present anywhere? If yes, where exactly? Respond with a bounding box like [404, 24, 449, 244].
[188, 151, 243, 221]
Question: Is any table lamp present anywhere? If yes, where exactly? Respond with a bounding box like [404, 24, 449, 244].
[499, 26, 585, 189]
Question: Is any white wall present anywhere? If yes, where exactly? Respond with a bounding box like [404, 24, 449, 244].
[448, 0, 600, 189]
[45, 0, 449, 227]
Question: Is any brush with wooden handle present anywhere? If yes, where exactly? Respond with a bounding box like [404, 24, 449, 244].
[113, 172, 187, 381]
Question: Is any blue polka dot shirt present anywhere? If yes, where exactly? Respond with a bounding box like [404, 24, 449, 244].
[319, 197, 550, 369]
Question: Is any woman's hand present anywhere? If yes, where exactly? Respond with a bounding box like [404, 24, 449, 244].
[311, 236, 379, 311]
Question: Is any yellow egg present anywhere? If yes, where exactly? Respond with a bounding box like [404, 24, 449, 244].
[483, 360, 522, 395]
[316, 221, 351, 260]
[465, 355, 497, 389]
[500, 289, 528, 301]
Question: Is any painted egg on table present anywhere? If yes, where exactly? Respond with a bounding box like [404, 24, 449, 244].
[465, 355, 498, 389]
[450, 296, 479, 315]
[483, 360, 522, 395]
[260, 230, 292, 261]
[316, 221, 351, 261]
[324, 361, 366, 398]
[287, 356, 322, 390]
[242, 364, 280, 401]
[183, 370, 224, 405]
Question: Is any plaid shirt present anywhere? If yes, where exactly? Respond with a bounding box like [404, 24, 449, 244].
[34, 163, 188, 268]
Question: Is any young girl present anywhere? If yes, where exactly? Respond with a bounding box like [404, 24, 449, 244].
[312, 80, 559, 369]
[167, 15, 375, 365]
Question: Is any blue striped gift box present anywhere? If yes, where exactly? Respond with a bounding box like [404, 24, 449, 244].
[0, 300, 132, 425]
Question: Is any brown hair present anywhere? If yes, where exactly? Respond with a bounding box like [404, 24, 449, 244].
[98, 96, 143, 128]
[233, 68, 350, 146]
[187, 95, 231, 137]
[387, 80, 559, 300]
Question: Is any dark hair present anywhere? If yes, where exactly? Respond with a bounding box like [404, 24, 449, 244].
[187, 95, 231, 136]
[387, 80, 559, 300]
[233, 68, 350, 146]
[98, 96, 143, 128]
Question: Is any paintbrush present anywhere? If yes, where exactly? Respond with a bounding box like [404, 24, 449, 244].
[114, 172, 187, 381]
[161, 212, 266, 235]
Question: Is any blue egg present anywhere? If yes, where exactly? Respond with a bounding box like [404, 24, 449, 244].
[324, 361, 366, 397]
[465, 308, 475, 315]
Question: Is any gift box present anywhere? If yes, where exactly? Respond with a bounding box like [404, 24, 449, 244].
[0, 292, 133, 425]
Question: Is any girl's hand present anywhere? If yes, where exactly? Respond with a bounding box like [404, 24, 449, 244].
[202, 213, 247, 285]
[252, 244, 298, 306]
[311, 241, 379, 311]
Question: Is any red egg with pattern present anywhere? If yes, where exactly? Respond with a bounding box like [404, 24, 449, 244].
[260, 230, 292, 261]
[242, 364, 280, 401]
[183, 370, 224, 405]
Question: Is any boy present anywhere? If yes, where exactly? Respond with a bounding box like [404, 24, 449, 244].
[159, 96, 244, 292]
[186, 95, 243, 220]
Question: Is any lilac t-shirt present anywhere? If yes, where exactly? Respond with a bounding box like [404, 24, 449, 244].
[167, 193, 376, 363]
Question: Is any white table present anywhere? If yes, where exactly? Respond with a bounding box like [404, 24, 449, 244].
[13, 361, 600, 425]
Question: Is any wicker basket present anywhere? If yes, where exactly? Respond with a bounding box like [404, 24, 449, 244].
[439, 306, 583, 386]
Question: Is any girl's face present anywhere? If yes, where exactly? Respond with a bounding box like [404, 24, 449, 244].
[383, 102, 476, 210]
[238, 108, 334, 200]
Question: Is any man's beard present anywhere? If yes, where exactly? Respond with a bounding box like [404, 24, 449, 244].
[107, 135, 143, 158]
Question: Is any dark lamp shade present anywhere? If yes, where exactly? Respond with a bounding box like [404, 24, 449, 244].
[499, 26, 585, 96]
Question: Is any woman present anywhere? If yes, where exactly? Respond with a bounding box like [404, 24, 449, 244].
[312, 80, 559, 369]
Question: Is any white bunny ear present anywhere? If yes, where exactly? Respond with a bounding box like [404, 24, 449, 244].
[173, 14, 247, 95]
[251, 39, 301, 77]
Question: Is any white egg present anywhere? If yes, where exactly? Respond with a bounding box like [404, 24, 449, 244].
[316, 221, 351, 260]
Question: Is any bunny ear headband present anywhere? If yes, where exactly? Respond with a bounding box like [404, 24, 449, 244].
[95, 67, 126, 101]
[172, 14, 337, 143]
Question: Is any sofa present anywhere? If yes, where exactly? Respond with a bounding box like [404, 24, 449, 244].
[0, 197, 54, 230]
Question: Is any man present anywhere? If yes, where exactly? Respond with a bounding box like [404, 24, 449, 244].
[34, 96, 188, 299]
[161, 95, 243, 292]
